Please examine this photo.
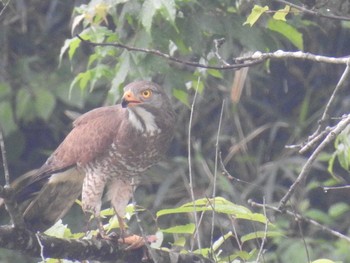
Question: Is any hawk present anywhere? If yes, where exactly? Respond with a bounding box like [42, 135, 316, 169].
[2, 80, 176, 232]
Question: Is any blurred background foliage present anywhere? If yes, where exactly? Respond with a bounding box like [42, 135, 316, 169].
[1, 0, 350, 262]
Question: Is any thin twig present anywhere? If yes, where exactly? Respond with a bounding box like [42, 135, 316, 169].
[220, 153, 264, 190]
[77, 35, 350, 74]
[310, 61, 350, 139]
[188, 79, 201, 251]
[224, 122, 287, 165]
[0, 0, 11, 17]
[77, 35, 264, 70]
[291, 202, 310, 262]
[213, 38, 230, 66]
[0, 126, 25, 228]
[0, 126, 10, 186]
[279, 114, 350, 210]
[250, 200, 350, 243]
[274, 0, 350, 21]
[323, 185, 350, 192]
[236, 50, 350, 64]
[210, 100, 225, 256]
[130, 178, 159, 263]
[298, 126, 331, 154]
[256, 197, 268, 262]
[36, 232, 45, 262]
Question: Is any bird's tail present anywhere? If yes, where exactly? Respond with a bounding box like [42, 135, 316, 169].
[1, 167, 84, 232]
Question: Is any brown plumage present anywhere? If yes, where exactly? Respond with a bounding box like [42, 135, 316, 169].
[2, 80, 175, 232]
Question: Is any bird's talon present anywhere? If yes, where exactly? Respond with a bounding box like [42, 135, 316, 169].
[119, 234, 157, 250]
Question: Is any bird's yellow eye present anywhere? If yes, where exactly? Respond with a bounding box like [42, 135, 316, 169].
[141, 89, 152, 98]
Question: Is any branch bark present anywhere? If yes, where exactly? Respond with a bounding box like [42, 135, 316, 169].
[0, 225, 213, 263]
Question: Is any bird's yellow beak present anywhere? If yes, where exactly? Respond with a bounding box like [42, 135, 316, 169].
[122, 90, 141, 108]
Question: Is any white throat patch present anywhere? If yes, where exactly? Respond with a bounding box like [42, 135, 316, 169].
[128, 107, 161, 135]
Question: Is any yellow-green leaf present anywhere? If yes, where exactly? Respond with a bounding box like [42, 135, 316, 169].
[241, 230, 284, 243]
[243, 5, 269, 27]
[273, 5, 290, 21]
[160, 223, 195, 234]
[311, 259, 336, 263]
[157, 197, 268, 224]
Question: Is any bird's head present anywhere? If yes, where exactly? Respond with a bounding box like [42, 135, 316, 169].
[121, 81, 175, 134]
[121, 81, 171, 110]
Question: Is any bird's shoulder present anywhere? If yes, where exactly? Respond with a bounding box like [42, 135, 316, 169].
[73, 104, 124, 127]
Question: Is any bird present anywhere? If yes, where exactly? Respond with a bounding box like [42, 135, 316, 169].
[1, 80, 176, 233]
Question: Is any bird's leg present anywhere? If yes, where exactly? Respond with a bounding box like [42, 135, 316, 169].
[83, 210, 107, 238]
[116, 213, 126, 238]
[96, 214, 107, 238]
[82, 172, 107, 237]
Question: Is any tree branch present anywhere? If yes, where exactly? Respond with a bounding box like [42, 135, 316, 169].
[274, 0, 350, 21]
[76, 35, 265, 70]
[0, 225, 213, 262]
[249, 200, 350, 243]
[279, 114, 350, 210]
[76, 35, 350, 74]
[236, 50, 350, 65]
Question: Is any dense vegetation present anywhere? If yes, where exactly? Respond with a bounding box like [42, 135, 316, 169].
[1, 0, 350, 262]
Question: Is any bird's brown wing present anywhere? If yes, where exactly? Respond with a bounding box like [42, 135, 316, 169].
[13, 105, 124, 202]
[4, 105, 125, 231]
[42, 105, 125, 172]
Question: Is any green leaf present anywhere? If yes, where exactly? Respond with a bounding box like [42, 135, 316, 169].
[44, 220, 68, 238]
[59, 37, 81, 65]
[212, 231, 234, 251]
[160, 223, 195, 234]
[157, 197, 268, 224]
[243, 5, 269, 27]
[331, 127, 350, 172]
[171, 236, 186, 247]
[141, 0, 176, 32]
[207, 69, 223, 79]
[273, 5, 290, 21]
[173, 88, 189, 107]
[0, 102, 17, 136]
[241, 230, 284, 243]
[71, 14, 85, 34]
[311, 260, 336, 263]
[159, 0, 176, 24]
[34, 89, 56, 121]
[328, 202, 350, 218]
[0, 83, 11, 99]
[304, 209, 332, 225]
[141, 0, 159, 32]
[267, 19, 304, 50]
[219, 249, 256, 262]
[110, 51, 131, 97]
[327, 152, 336, 176]
[16, 88, 34, 121]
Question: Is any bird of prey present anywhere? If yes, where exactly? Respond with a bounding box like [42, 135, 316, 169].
[2, 80, 176, 233]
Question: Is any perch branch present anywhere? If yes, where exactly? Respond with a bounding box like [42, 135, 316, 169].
[0, 225, 213, 262]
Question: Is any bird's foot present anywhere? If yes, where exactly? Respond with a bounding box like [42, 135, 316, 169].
[96, 230, 119, 241]
[118, 234, 157, 250]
